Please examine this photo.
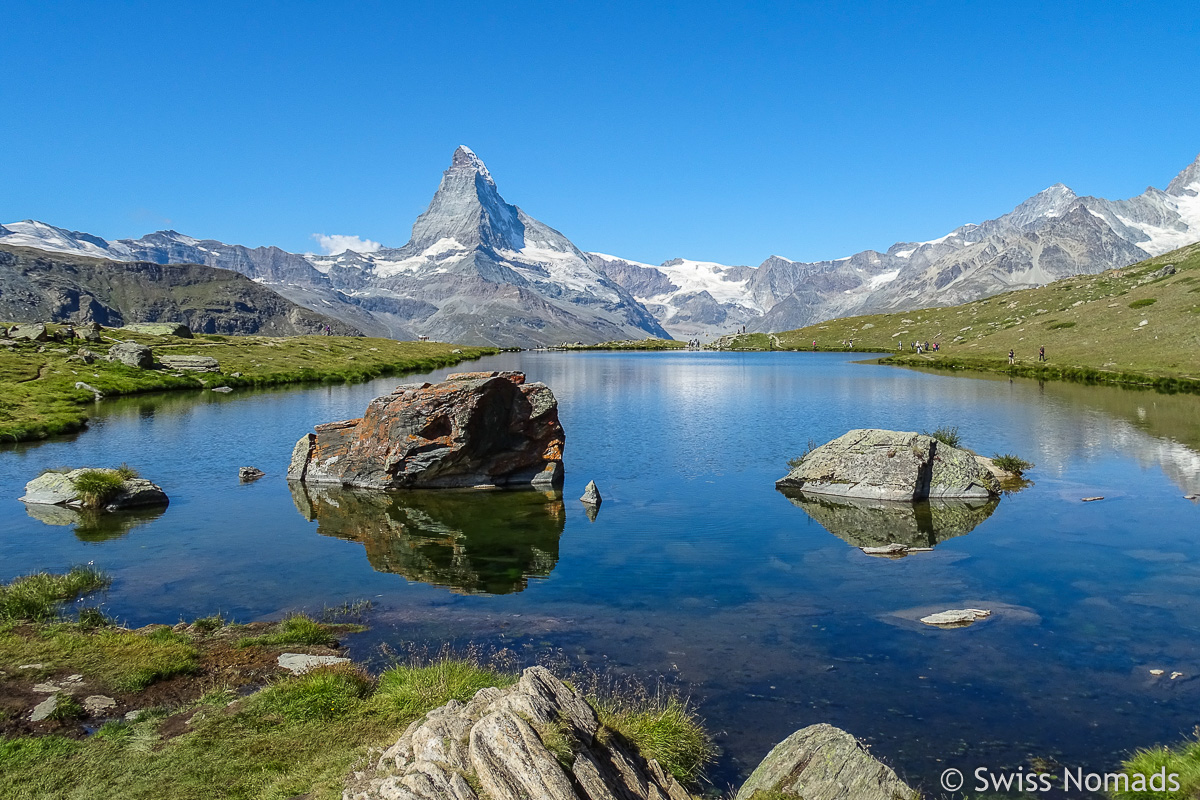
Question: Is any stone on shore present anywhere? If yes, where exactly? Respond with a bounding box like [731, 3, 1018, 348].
[159, 354, 219, 372]
[277, 653, 349, 675]
[288, 371, 564, 490]
[776, 429, 1000, 500]
[920, 608, 992, 627]
[83, 695, 117, 715]
[20, 468, 169, 511]
[119, 323, 193, 338]
[9, 322, 49, 342]
[344, 665, 690, 800]
[580, 480, 602, 506]
[30, 695, 59, 722]
[107, 341, 154, 369]
[734, 723, 919, 800]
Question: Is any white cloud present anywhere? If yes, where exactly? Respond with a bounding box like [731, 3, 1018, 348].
[312, 233, 383, 255]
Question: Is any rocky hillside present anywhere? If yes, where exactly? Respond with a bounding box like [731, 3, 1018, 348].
[0, 244, 359, 336]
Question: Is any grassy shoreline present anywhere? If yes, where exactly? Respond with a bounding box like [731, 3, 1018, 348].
[0, 569, 714, 800]
[0, 327, 497, 443]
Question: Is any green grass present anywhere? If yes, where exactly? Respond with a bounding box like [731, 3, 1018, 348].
[372, 657, 516, 718]
[746, 241, 1200, 393]
[924, 425, 962, 447]
[47, 694, 84, 722]
[252, 664, 373, 722]
[1109, 736, 1200, 799]
[70, 470, 126, 509]
[0, 624, 199, 692]
[991, 453, 1034, 475]
[0, 329, 497, 443]
[0, 567, 110, 622]
[786, 438, 820, 469]
[236, 614, 340, 648]
[594, 693, 715, 785]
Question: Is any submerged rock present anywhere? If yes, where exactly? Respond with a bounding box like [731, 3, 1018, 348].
[239, 467, 266, 482]
[288, 371, 565, 490]
[920, 608, 992, 627]
[344, 665, 690, 800]
[776, 429, 1000, 500]
[734, 723, 919, 800]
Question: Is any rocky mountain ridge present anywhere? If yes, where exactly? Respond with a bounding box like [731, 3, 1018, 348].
[4, 150, 1198, 344]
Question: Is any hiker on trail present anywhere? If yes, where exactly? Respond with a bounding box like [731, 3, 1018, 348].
[1038, 346, 1046, 362]
[1008, 349, 1015, 365]
[898, 340, 903, 350]
[812, 340, 817, 351]
[848, 339, 853, 349]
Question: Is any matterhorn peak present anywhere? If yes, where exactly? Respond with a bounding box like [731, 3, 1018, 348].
[449, 145, 494, 184]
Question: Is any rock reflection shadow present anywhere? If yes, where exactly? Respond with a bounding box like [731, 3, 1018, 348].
[779, 489, 998, 550]
[22, 503, 167, 542]
[289, 484, 565, 594]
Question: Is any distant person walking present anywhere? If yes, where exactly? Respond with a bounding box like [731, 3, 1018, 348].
[812, 340, 817, 351]
[1008, 349, 1015, 365]
[1038, 345, 1046, 362]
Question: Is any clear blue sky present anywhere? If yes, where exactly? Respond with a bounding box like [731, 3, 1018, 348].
[3, 1, 1198, 265]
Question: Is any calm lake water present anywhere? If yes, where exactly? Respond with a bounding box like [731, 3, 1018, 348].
[4, 351, 1200, 795]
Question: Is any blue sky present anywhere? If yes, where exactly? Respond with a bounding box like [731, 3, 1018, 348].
[3, 1, 1198, 265]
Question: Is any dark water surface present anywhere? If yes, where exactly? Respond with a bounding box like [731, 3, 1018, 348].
[4, 351, 1200, 794]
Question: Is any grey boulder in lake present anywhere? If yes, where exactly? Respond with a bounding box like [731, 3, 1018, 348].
[20, 469, 168, 511]
[776, 429, 1000, 500]
[734, 723, 919, 800]
[288, 371, 565, 490]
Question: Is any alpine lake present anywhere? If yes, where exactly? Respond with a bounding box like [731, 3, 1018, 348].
[3, 350, 1200, 797]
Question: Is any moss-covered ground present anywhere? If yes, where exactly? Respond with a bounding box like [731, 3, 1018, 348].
[0, 329, 496, 442]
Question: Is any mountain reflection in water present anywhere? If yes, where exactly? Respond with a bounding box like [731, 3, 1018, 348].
[289, 483, 565, 594]
[778, 489, 999, 550]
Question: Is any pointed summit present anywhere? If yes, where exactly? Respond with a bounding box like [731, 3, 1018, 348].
[1166, 153, 1200, 197]
[449, 145, 494, 184]
[408, 146, 523, 252]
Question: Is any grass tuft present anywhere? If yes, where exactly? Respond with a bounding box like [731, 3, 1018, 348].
[48, 693, 85, 722]
[991, 453, 1034, 476]
[0, 566, 110, 622]
[373, 658, 516, 718]
[71, 470, 126, 509]
[924, 425, 962, 448]
[1112, 735, 1200, 799]
[251, 664, 373, 722]
[786, 438, 820, 469]
[237, 613, 338, 648]
[594, 692, 715, 785]
[1129, 298, 1158, 309]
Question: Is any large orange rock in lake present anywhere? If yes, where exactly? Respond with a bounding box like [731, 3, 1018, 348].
[287, 371, 564, 489]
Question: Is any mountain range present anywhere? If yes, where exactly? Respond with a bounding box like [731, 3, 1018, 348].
[3, 147, 1198, 345]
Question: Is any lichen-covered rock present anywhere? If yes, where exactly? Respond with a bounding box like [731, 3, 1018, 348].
[343, 666, 689, 800]
[106, 341, 154, 369]
[9, 322, 48, 342]
[119, 323, 193, 338]
[734, 723, 918, 800]
[288, 371, 564, 490]
[159, 354, 219, 372]
[776, 429, 999, 500]
[19, 469, 168, 511]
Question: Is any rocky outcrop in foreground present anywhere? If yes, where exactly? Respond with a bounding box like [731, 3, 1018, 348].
[345, 666, 690, 800]
[345, 667, 917, 800]
[288, 371, 564, 490]
[776, 429, 1000, 500]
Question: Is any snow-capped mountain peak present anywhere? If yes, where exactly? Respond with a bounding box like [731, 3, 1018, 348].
[1166, 153, 1200, 197]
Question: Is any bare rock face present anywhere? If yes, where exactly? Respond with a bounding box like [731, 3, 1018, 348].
[159, 354, 219, 372]
[344, 666, 689, 800]
[776, 429, 1000, 500]
[734, 723, 919, 800]
[288, 371, 564, 490]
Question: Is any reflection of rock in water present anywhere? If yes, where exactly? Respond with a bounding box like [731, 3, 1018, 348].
[22, 502, 166, 542]
[289, 484, 565, 595]
[779, 490, 998, 549]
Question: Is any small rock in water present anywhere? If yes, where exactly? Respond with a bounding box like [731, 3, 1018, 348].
[580, 480, 602, 506]
[239, 467, 266, 482]
[83, 695, 117, 715]
[862, 543, 909, 557]
[30, 695, 59, 722]
[277, 653, 349, 675]
[1185, 494, 1198, 501]
[211, 386, 233, 393]
[1149, 669, 1165, 676]
[920, 608, 992, 627]
[1171, 672, 1184, 680]
[1082, 496, 1105, 502]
